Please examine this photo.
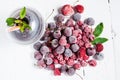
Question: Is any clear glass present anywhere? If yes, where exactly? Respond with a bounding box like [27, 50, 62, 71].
[8, 7, 45, 44]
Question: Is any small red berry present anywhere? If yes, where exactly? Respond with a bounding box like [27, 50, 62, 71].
[67, 59, 74, 66]
[96, 44, 104, 52]
[88, 60, 97, 67]
[54, 59, 59, 64]
[79, 47, 86, 59]
[83, 54, 89, 61]
[47, 64, 55, 70]
[73, 63, 81, 69]
[74, 5, 84, 13]
[54, 68, 61, 76]
[61, 4, 74, 16]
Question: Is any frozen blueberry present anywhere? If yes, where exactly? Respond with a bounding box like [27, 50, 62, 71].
[93, 53, 104, 60]
[67, 67, 76, 76]
[34, 51, 43, 60]
[69, 36, 77, 44]
[64, 27, 72, 37]
[51, 39, 59, 48]
[60, 65, 68, 72]
[55, 46, 65, 54]
[87, 47, 96, 56]
[54, 14, 64, 22]
[71, 44, 79, 52]
[84, 17, 95, 26]
[72, 13, 81, 21]
[45, 57, 53, 65]
[33, 42, 42, 51]
[53, 30, 61, 39]
[64, 48, 73, 57]
[48, 22, 56, 29]
[40, 46, 50, 55]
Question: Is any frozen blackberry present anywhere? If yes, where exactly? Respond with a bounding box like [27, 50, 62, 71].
[48, 22, 56, 29]
[55, 46, 65, 54]
[87, 47, 96, 56]
[51, 39, 59, 48]
[60, 65, 68, 72]
[54, 14, 64, 22]
[93, 53, 104, 60]
[84, 17, 95, 26]
[72, 13, 81, 21]
[64, 27, 72, 37]
[64, 48, 73, 57]
[69, 36, 77, 44]
[67, 67, 76, 76]
[53, 30, 61, 39]
[33, 42, 42, 51]
[40, 46, 50, 55]
[71, 44, 79, 52]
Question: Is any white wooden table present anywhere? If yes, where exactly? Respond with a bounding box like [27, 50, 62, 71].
[0, 0, 119, 80]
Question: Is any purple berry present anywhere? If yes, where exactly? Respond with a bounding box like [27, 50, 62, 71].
[69, 36, 77, 44]
[93, 53, 104, 60]
[87, 47, 96, 56]
[33, 42, 42, 51]
[64, 27, 72, 37]
[84, 17, 95, 26]
[72, 13, 81, 21]
[40, 46, 50, 54]
[67, 67, 76, 76]
[48, 22, 56, 29]
[45, 57, 53, 65]
[71, 44, 79, 52]
[64, 48, 73, 57]
[54, 14, 64, 22]
[60, 65, 68, 72]
[53, 30, 61, 39]
[34, 51, 43, 60]
[55, 46, 65, 54]
[51, 39, 59, 48]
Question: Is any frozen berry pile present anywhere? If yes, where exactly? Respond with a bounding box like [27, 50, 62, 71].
[33, 4, 108, 76]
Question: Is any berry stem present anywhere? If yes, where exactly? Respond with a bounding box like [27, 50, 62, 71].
[45, 9, 54, 22]
[83, 67, 85, 76]
[75, 73, 84, 80]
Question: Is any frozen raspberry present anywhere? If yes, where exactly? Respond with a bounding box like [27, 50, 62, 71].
[59, 60, 66, 65]
[54, 14, 64, 22]
[95, 44, 104, 52]
[70, 54, 77, 60]
[77, 39, 84, 46]
[65, 43, 70, 48]
[74, 5, 84, 13]
[88, 60, 97, 67]
[61, 4, 74, 16]
[54, 68, 61, 76]
[65, 18, 74, 27]
[64, 27, 72, 37]
[84, 26, 92, 33]
[57, 54, 63, 61]
[73, 63, 81, 69]
[46, 64, 55, 70]
[88, 34, 95, 41]
[83, 53, 89, 61]
[67, 59, 74, 66]
[74, 24, 79, 30]
[79, 47, 86, 59]
[59, 36, 67, 46]
[54, 59, 59, 64]
[77, 20, 83, 26]
[73, 30, 79, 37]
[82, 35, 89, 43]
[85, 42, 92, 48]
[47, 53, 54, 58]
[64, 56, 69, 60]
[80, 60, 88, 67]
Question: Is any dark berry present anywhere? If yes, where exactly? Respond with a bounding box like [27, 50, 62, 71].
[93, 53, 104, 60]
[48, 22, 56, 29]
[51, 39, 59, 48]
[64, 27, 72, 37]
[75, 5, 84, 13]
[67, 67, 76, 76]
[84, 18, 95, 26]
[55, 46, 65, 54]
[33, 42, 42, 51]
[45, 57, 53, 65]
[34, 51, 43, 60]
[87, 47, 96, 56]
[53, 30, 61, 39]
[54, 14, 64, 22]
[40, 46, 50, 55]
[69, 36, 77, 44]
[71, 44, 79, 52]
[64, 48, 73, 57]
[88, 60, 97, 67]
[72, 13, 81, 21]
[60, 65, 68, 72]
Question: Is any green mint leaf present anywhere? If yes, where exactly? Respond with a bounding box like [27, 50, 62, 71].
[20, 7, 26, 19]
[6, 18, 15, 26]
[92, 37, 108, 45]
[15, 20, 22, 23]
[93, 23, 104, 37]
[20, 26, 25, 33]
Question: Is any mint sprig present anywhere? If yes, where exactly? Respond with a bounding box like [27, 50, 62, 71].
[6, 7, 31, 33]
[92, 22, 108, 45]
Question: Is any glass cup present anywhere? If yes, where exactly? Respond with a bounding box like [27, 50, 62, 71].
[8, 7, 45, 44]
